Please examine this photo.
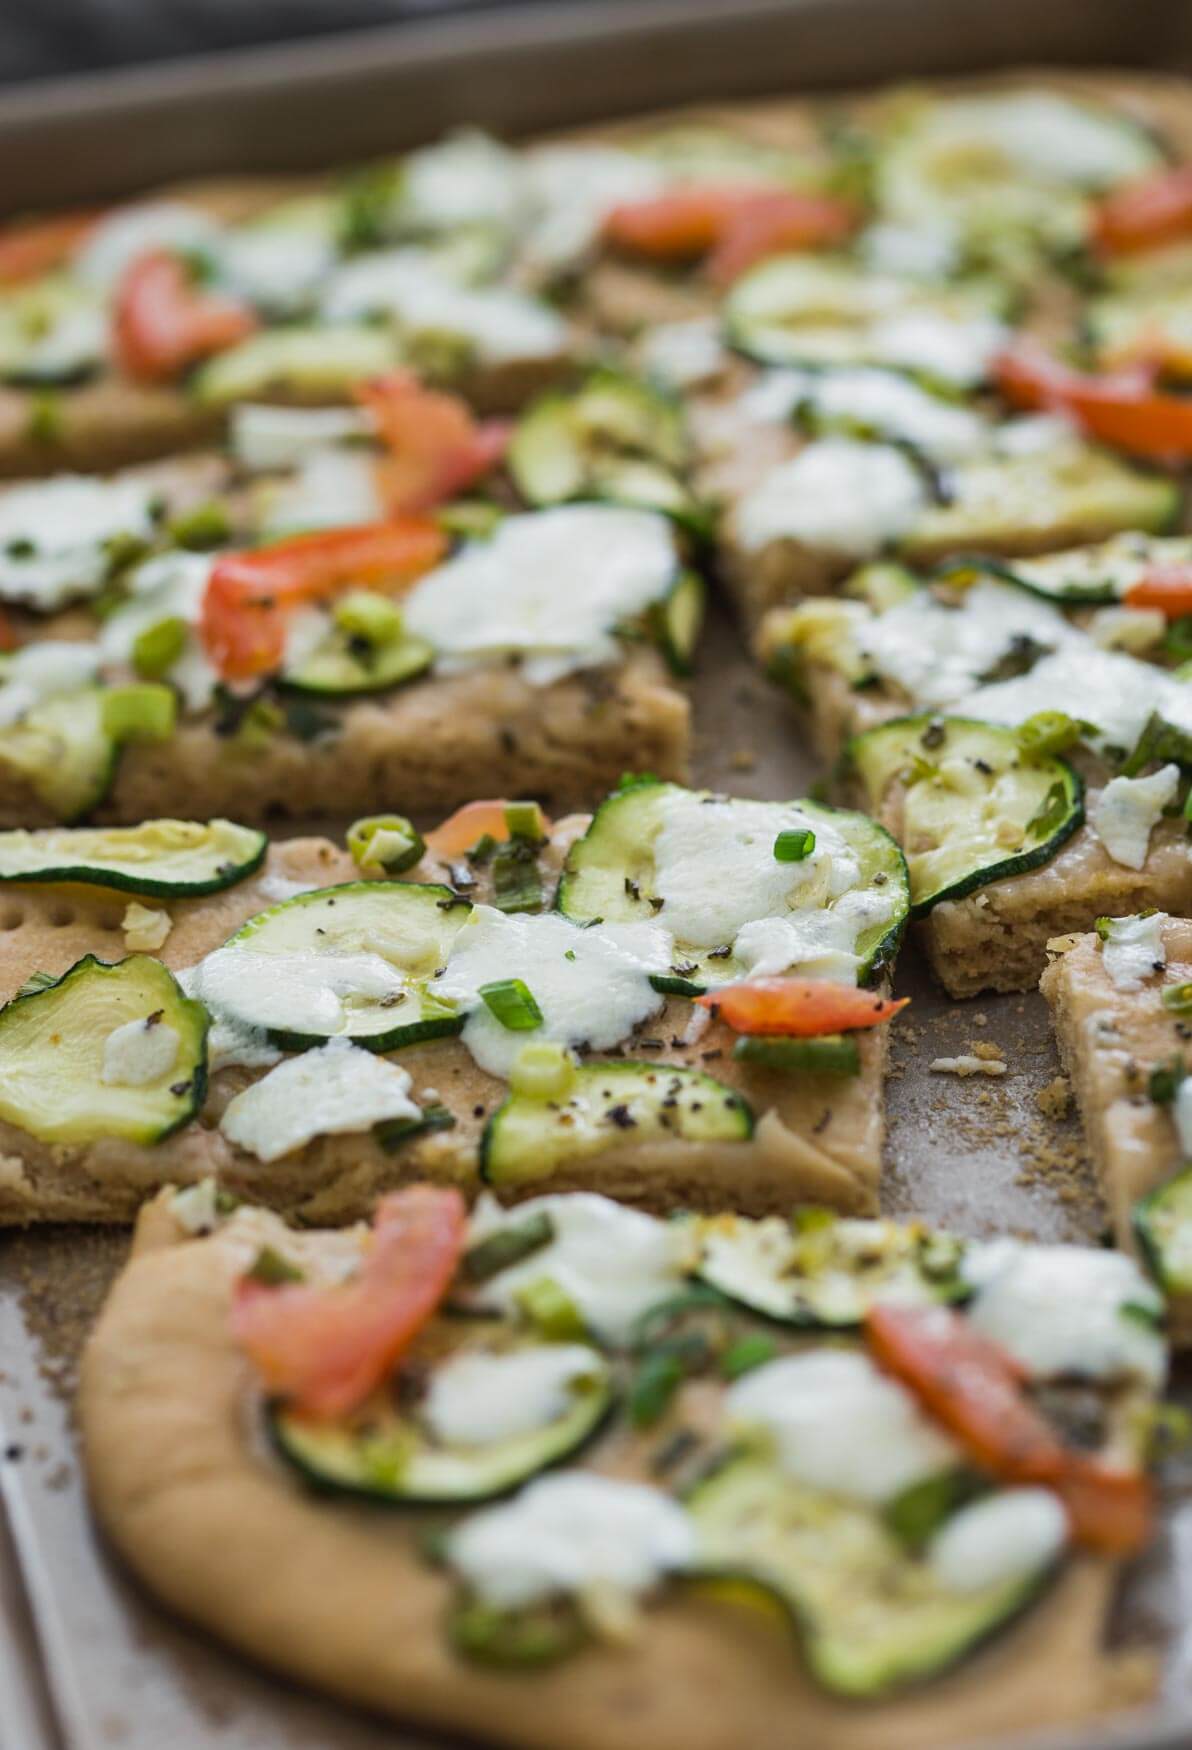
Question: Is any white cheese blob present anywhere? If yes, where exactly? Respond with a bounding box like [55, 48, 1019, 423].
[858, 221, 959, 279]
[962, 1239, 1166, 1385]
[321, 251, 566, 363]
[100, 1016, 181, 1087]
[400, 131, 526, 234]
[217, 226, 336, 317]
[962, 647, 1192, 763]
[466, 1191, 691, 1343]
[1098, 912, 1168, 992]
[800, 368, 989, 464]
[0, 475, 157, 610]
[636, 318, 727, 390]
[7, 296, 106, 383]
[927, 1489, 1067, 1594]
[858, 577, 1077, 707]
[0, 641, 102, 727]
[910, 92, 1159, 190]
[735, 439, 928, 556]
[230, 403, 374, 472]
[1087, 606, 1166, 654]
[445, 1472, 694, 1609]
[257, 445, 384, 538]
[524, 144, 668, 271]
[190, 945, 408, 1038]
[99, 550, 216, 711]
[868, 311, 1006, 388]
[733, 888, 899, 984]
[219, 1037, 420, 1162]
[74, 201, 220, 290]
[436, 905, 669, 1080]
[991, 413, 1082, 457]
[402, 505, 679, 684]
[727, 1349, 957, 1504]
[1089, 765, 1180, 871]
[1175, 1077, 1192, 1163]
[421, 1344, 603, 1447]
[169, 1177, 226, 1235]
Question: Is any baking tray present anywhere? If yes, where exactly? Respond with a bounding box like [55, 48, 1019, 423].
[3, 3, 1192, 1745]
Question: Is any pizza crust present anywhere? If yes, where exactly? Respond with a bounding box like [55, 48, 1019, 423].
[77, 1200, 1152, 1750]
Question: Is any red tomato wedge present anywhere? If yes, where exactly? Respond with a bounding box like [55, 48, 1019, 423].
[357, 372, 510, 514]
[1094, 165, 1192, 257]
[113, 250, 258, 383]
[696, 979, 908, 1037]
[424, 797, 552, 860]
[200, 518, 448, 681]
[604, 184, 856, 274]
[993, 339, 1192, 462]
[866, 1303, 1153, 1557]
[1123, 565, 1192, 617]
[0, 209, 99, 284]
[232, 1185, 467, 1419]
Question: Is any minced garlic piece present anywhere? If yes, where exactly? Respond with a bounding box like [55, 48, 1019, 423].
[122, 900, 172, 951]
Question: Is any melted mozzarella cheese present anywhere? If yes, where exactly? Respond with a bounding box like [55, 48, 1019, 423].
[100, 1017, 180, 1087]
[219, 1037, 420, 1162]
[75, 201, 220, 290]
[733, 887, 898, 983]
[1174, 1077, 1192, 1163]
[402, 505, 678, 683]
[915, 92, 1158, 190]
[321, 250, 566, 362]
[421, 1344, 603, 1446]
[524, 144, 668, 271]
[257, 445, 384, 537]
[928, 1489, 1067, 1593]
[99, 550, 216, 711]
[230, 404, 374, 472]
[445, 1471, 694, 1609]
[217, 226, 336, 317]
[401, 131, 527, 233]
[636, 317, 727, 390]
[727, 1349, 957, 1504]
[436, 906, 669, 1079]
[735, 439, 928, 556]
[0, 475, 157, 610]
[962, 647, 1192, 761]
[466, 1191, 691, 1343]
[190, 945, 407, 1037]
[858, 221, 959, 279]
[802, 368, 989, 463]
[859, 578, 1079, 707]
[868, 311, 1006, 387]
[1098, 912, 1168, 991]
[1090, 765, 1180, 870]
[0, 641, 102, 727]
[962, 1239, 1166, 1385]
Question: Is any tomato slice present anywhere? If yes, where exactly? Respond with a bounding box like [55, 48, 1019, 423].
[113, 250, 258, 384]
[1094, 165, 1192, 257]
[605, 183, 855, 276]
[866, 1302, 1153, 1557]
[232, 1185, 467, 1419]
[1123, 565, 1192, 617]
[993, 339, 1192, 462]
[357, 372, 510, 514]
[706, 190, 858, 285]
[0, 209, 99, 284]
[424, 797, 552, 860]
[696, 978, 908, 1037]
[200, 518, 447, 681]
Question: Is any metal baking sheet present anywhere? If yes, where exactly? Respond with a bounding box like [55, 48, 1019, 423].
[3, 4, 1192, 1744]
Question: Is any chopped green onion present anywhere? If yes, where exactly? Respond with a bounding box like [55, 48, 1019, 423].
[1150, 1055, 1187, 1105]
[436, 500, 504, 541]
[334, 590, 404, 647]
[510, 1041, 575, 1100]
[16, 969, 58, 998]
[347, 813, 425, 874]
[101, 683, 176, 744]
[131, 616, 188, 679]
[514, 1275, 586, 1340]
[1016, 711, 1082, 757]
[244, 1245, 305, 1286]
[25, 391, 61, 446]
[479, 978, 543, 1032]
[447, 1599, 582, 1667]
[719, 1334, 778, 1380]
[883, 1470, 985, 1553]
[504, 800, 546, 841]
[233, 697, 285, 750]
[169, 500, 232, 550]
[461, 1211, 556, 1282]
[1162, 982, 1192, 1015]
[628, 1348, 686, 1427]
[492, 839, 544, 913]
[732, 1034, 860, 1075]
[773, 828, 815, 863]
[374, 1104, 456, 1151]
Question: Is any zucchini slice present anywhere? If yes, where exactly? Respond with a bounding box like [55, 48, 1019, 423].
[191, 325, 399, 406]
[905, 448, 1180, 561]
[0, 818, 267, 896]
[207, 881, 472, 1051]
[269, 1325, 613, 1504]
[280, 627, 434, 696]
[844, 716, 1084, 915]
[723, 257, 1007, 380]
[556, 779, 908, 992]
[0, 689, 117, 823]
[648, 570, 705, 677]
[0, 954, 207, 1145]
[507, 371, 708, 536]
[1134, 1165, 1192, 1297]
[967, 533, 1192, 607]
[480, 1061, 753, 1189]
[687, 1454, 1055, 1697]
[696, 1213, 966, 1327]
